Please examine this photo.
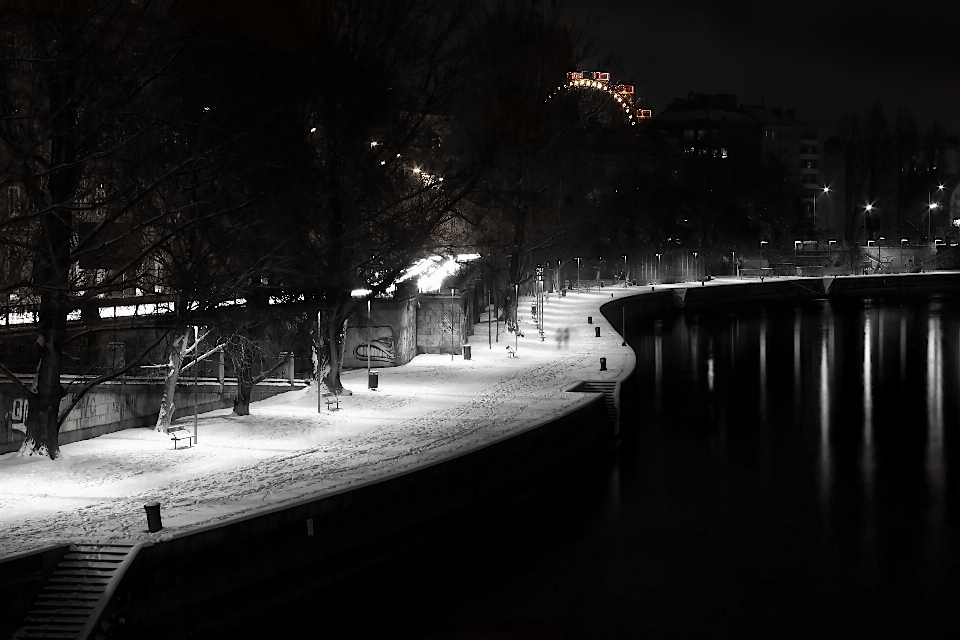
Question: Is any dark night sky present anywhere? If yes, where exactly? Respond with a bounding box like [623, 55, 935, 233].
[568, 0, 960, 136]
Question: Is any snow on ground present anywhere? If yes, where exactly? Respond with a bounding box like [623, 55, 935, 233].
[0, 287, 641, 558]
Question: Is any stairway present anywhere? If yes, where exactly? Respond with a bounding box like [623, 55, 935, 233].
[572, 380, 618, 424]
[14, 541, 143, 640]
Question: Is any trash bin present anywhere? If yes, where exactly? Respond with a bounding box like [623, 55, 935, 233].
[561, 289, 566, 297]
[595, 327, 601, 337]
[368, 371, 378, 390]
[531, 304, 537, 316]
[587, 316, 593, 324]
[463, 345, 472, 360]
[600, 357, 607, 371]
[144, 502, 162, 533]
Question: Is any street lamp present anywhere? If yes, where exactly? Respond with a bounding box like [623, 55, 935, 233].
[901, 237, 909, 272]
[535, 264, 545, 340]
[759, 240, 768, 264]
[655, 252, 661, 282]
[574, 256, 582, 291]
[929, 184, 946, 241]
[450, 287, 457, 361]
[621, 254, 628, 287]
[815, 186, 830, 235]
[597, 256, 603, 291]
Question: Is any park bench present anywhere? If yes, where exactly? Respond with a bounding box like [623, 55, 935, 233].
[321, 391, 340, 411]
[169, 426, 195, 449]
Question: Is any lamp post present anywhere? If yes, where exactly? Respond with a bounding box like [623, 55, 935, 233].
[597, 256, 603, 291]
[450, 287, 456, 361]
[655, 252, 661, 282]
[536, 264, 545, 341]
[193, 325, 199, 444]
[815, 186, 830, 237]
[574, 256, 582, 292]
[514, 283, 519, 352]
[691, 251, 698, 281]
[901, 237, 908, 272]
[929, 184, 945, 242]
[621, 254, 628, 287]
[759, 240, 768, 263]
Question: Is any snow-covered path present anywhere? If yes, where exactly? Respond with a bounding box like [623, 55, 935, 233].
[1, 288, 638, 557]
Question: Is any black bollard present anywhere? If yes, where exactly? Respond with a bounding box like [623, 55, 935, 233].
[595, 327, 600, 337]
[587, 316, 593, 324]
[144, 502, 162, 533]
[600, 357, 607, 371]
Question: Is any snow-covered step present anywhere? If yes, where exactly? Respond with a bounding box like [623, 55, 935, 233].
[13, 541, 144, 640]
[571, 380, 618, 423]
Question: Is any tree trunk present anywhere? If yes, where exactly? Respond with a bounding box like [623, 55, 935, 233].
[318, 301, 350, 395]
[155, 327, 191, 432]
[19, 390, 58, 459]
[21, 242, 73, 459]
[233, 344, 255, 416]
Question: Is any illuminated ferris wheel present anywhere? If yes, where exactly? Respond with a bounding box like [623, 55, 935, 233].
[546, 71, 652, 126]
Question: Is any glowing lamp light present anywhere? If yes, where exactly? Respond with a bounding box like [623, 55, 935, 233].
[351, 289, 372, 298]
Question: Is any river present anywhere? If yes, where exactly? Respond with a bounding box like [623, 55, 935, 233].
[226, 294, 960, 639]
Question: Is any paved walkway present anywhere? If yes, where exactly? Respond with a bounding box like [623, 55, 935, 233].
[1, 285, 642, 558]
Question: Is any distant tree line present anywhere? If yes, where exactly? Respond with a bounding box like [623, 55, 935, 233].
[0, 0, 600, 458]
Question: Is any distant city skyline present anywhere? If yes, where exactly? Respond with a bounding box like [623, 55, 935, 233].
[569, 0, 960, 136]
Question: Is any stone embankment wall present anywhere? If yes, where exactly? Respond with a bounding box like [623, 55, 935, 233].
[0, 378, 305, 453]
[93, 395, 616, 639]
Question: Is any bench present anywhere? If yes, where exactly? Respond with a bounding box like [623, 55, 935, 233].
[169, 427, 195, 449]
[321, 391, 340, 411]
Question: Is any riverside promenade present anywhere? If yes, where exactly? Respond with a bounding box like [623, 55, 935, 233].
[5, 271, 960, 559]
[5, 271, 960, 640]
[0, 285, 639, 558]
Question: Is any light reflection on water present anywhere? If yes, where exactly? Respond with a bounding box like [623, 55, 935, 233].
[641, 296, 957, 512]
[239, 294, 960, 639]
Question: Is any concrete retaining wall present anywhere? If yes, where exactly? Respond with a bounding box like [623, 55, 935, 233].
[343, 297, 418, 368]
[93, 395, 616, 639]
[0, 379, 306, 453]
[416, 293, 464, 355]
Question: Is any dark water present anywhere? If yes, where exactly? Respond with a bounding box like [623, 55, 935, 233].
[233, 296, 960, 639]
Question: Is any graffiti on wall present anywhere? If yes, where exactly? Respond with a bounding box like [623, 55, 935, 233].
[10, 396, 28, 434]
[344, 326, 396, 367]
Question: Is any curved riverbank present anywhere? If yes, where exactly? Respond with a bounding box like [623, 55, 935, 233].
[6, 272, 960, 638]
